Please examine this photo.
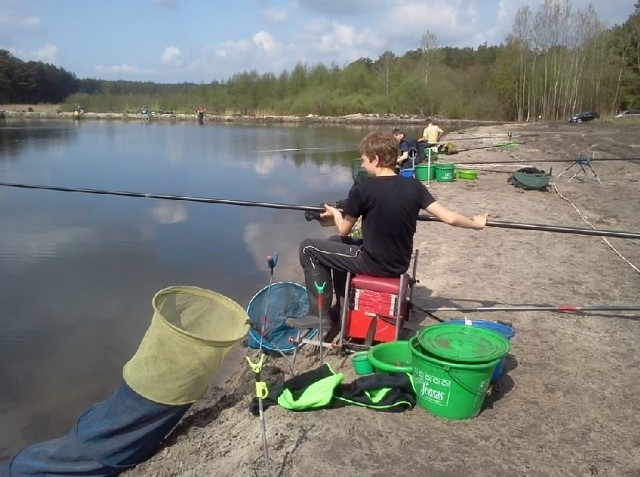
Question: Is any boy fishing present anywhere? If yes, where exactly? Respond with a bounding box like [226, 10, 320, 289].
[298, 131, 488, 325]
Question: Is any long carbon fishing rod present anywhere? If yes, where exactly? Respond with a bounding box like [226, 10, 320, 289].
[456, 143, 525, 152]
[453, 156, 640, 165]
[254, 145, 356, 153]
[414, 214, 640, 239]
[447, 134, 541, 141]
[0, 181, 321, 212]
[2, 181, 640, 240]
[414, 304, 640, 313]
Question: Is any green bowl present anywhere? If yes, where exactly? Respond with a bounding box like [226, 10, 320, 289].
[456, 169, 478, 180]
[367, 340, 413, 373]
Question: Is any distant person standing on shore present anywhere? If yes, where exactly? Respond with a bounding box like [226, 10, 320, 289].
[419, 117, 444, 148]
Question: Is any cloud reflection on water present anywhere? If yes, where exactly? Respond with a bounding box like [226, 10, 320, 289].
[149, 201, 188, 224]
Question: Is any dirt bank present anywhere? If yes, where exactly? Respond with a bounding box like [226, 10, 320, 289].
[1, 105, 504, 126]
[117, 121, 639, 476]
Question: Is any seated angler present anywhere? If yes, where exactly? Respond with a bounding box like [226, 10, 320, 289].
[393, 128, 424, 170]
[297, 131, 488, 333]
[418, 117, 444, 151]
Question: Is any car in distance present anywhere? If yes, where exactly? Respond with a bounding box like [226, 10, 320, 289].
[614, 110, 640, 118]
[569, 111, 599, 123]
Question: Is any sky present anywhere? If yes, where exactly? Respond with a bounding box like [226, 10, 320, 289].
[0, 0, 636, 84]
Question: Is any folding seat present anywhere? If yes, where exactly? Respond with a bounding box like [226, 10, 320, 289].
[337, 272, 415, 351]
[287, 263, 418, 362]
[334, 251, 419, 352]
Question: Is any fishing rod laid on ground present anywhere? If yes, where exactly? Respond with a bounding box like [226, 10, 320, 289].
[412, 303, 640, 314]
[451, 134, 545, 151]
[455, 142, 529, 153]
[1, 181, 640, 240]
[451, 156, 640, 165]
[446, 134, 541, 141]
[404, 303, 640, 328]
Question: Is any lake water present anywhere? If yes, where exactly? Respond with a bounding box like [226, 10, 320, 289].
[0, 118, 377, 459]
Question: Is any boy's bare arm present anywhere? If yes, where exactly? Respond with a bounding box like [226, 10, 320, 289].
[425, 202, 487, 229]
[322, 204, 358, 236]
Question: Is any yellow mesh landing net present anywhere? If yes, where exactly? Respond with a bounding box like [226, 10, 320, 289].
[123, 286, 249, 405]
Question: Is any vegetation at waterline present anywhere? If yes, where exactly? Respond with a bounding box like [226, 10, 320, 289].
[1, 1, 639, 121]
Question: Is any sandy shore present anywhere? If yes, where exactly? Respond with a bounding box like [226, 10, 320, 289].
[113, 121, 640, 477]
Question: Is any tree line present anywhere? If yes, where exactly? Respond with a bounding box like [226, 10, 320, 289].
[0, 50, 80, 104]
[1, 0, 638, 121]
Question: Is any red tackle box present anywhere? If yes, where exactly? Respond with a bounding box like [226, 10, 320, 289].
[345, 274, 410, 343]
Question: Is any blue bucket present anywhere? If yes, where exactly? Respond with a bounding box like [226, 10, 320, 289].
[399, 168, 414, 178]
[443, 319, 515, 381]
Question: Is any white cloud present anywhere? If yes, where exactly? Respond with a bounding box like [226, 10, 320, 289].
[325, 23, 356, 49]
[496, 0, 512, 21]
[301, 18, 328, 35]
[215, 39, 253, 58]
[34, 43, 59, 63]
[0, 4, 42, 35]
[385, 1, 480, 47]
[95, 63, 155, 76]
[294, 0, 386, 16]
[253, 31, 276, 53]
[301, 20, 387, 63]
[17, 15, 41, 31]
[5, 44, 59, 64]
[263, 7, 289, 23]
[161, 46, 183, 67]
[84, 0, 640, 83]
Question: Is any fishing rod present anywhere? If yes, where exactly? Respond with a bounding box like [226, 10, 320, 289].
[254, 145, 356, 154]
[0, 181, 321, 212]
[447, 134, 540, 141]
[416, 214, 640, 239]
[452, 157, 640, 165]
[455, 143, 519, 153]
[414, 304, 640, 314]
[1, 181, 640, 240]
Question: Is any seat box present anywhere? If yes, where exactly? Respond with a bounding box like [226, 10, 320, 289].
[352, 288, 400, 316]
[345, 274, 411, 343]
[346, 309, 400, 343]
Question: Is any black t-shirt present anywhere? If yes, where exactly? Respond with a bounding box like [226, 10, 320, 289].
[344, 175, 435, 275]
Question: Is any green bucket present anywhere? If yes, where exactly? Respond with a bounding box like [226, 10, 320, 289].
[414, 163, 435, 181]
[434, 163, 455, 182]
[410, 336, 498, 419]
[412, 324, 510, 418]
[417, 323, 511, 365]
[352, 351, 374, 375]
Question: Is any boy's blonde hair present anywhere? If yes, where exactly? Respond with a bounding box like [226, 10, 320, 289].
[358, 132, 399, 169]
